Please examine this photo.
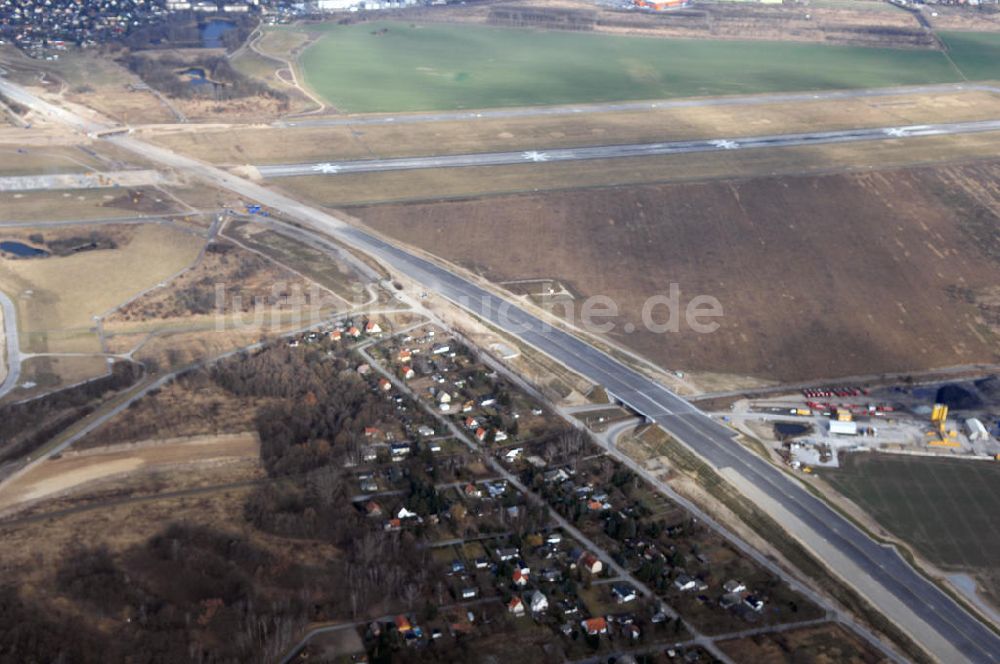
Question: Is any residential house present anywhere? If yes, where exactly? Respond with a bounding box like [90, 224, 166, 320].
[484, 481, 507, 498]
[513, 567, 530, 587]
[743, 595, 765, 612]
[364, 320, 382, 335]
[364, 501, 383, 518]
[673, 574, 696, 592]
[398, 348, 412, 362]
[401, 366, 415, 380]
[581, 617, 608, 636]
[558, 599, 579, 616]
[494, 431, 509, 443]
[723, 580, 746, 594]
[464, 483, 483, 498]
[587, 499, 610, 512]
[611, 583, 638, 604]
[378, 378, 392, 392]
[417, 425, 435, 437]
[395, 615, 412, 633]
[475, 427, 488, 442]
[529, 590, 548, 614]
[461, 587, 478, 600]
[543, 468, 571, 484]
[579, 552, 603, 575]
[347, 325, 361, 338]
[508, 596, 525, 616]
[496, 547, 520, 562]
[329, 328, 342, 341]
[464, 416, 479, 430]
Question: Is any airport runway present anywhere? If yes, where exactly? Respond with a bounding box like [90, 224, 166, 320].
[274, 83, 1000, 129]
[2, 75, 997, 662]
[257, 119, 1000, 179]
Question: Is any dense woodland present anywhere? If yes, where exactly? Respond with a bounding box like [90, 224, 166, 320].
[0, 342, 453, 662]
[122, 54, 288, 104]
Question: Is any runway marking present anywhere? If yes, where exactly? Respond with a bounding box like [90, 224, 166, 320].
[312, 162, 341, 174]
[522, 151, 551, 162]
[710, 139, 740, 150]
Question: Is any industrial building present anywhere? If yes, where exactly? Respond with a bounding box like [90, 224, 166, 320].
[964, 417, 990, 441]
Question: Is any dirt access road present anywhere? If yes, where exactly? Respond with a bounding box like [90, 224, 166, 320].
[0, 432, 259, 513]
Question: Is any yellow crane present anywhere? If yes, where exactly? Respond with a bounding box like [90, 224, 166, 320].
[928, 403, 960, 447]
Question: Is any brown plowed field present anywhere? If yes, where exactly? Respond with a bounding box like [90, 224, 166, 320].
[352, 162, 1000, 382]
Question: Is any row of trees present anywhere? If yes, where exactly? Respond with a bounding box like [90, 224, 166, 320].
[0, 361, 141, 466]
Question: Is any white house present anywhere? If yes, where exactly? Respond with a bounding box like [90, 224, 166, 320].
[529, 591, 548, 613]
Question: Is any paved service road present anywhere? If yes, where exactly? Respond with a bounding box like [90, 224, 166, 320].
[0, 290, 21, 398]
[2, 75, 996, 663]
[274, 83, 1000, 128]
[257, 119, 1000, 178]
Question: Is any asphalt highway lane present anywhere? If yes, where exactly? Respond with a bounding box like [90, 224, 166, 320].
[338, 226, 1000, 664]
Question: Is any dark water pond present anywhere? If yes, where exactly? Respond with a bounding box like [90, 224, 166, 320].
[0, 240, 48, 258]
[180, 67, 212, 87]
[201, 19, 236, 49]
[774, 422, 810, 438]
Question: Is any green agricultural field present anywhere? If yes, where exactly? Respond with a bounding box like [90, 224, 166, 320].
[295, 21, 975, 112]
[823, 453, 1000, 575]
[940, 31, 1000, 82]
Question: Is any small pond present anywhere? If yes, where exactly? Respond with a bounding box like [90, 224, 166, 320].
[201, 19, 236, 49]
[0, 240, 49, 258]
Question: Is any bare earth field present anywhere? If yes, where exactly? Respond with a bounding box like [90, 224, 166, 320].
[353, 161, 1000, 382]
[146, 89, 1000, 166]
[718, 621, 888, 663]
[0, 432, 260, 513]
